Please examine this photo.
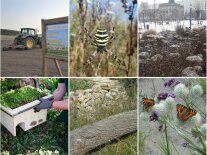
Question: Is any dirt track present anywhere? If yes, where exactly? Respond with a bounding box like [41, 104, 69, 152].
[1, 47, 68, 77]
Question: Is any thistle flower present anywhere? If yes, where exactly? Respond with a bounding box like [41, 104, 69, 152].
[157, 93, 168, 100]
[149, 110, 159, 122]
[157, 92, 176, 100]
[174, 83, 189, 98]
[168, 93, 176, 98]
[158, 124, 163, 131]
[181, 141, 189, 147]
[140, 112, 149, 122]
[190, 85, 203, 97]
[154, 97, 159, 103]
[153, 101, 166, 116]
[191, 113, 202, 127]
[200, 124, 206, 136]
[165, 97, 176, 111]
[164, 79, 180, 87]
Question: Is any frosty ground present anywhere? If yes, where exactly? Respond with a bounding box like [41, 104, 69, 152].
[139, 20, 207, 33]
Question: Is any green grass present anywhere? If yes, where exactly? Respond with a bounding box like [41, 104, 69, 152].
[1, 110, 68, 155]
[70, 79, 94, 91]
[139, 131, 151, 155]
[1, 87, 46, 109]
[91, 134, 137, 155]
[70, 79, 137, 154]
[46, 50, 68, 58]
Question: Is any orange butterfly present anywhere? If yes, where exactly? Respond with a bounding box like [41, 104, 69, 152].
[143, 98, 155, 111]
[177, 104, 197, 121]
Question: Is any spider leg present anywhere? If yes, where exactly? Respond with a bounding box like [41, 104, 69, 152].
[85, 27, 94, 40]
[85, 40, 97, 46]
[84, 27, 97, 46]
[108, 26, 116, 45]
[83, 51, 98, 73]
[108, 50, 122, 66]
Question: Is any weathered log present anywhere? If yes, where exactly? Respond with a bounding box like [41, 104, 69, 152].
[70, 110, 137, 155]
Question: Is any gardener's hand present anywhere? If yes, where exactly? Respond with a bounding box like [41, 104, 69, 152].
[34, 98, 53, 112]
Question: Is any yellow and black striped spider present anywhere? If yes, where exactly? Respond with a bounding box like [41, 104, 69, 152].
[83, 26, 122, 72]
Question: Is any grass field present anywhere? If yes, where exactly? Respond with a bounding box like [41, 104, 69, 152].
[1, 35, 16, 41]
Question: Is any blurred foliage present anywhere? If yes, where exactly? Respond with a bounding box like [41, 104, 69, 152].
[197, 78, 206, 94]
[1, 110, 67, 155]
[1, 78, 21, 94]
[70, 79, 94, 91]
[118, 78, 137, 97]
[38, 78, 59, 93]
[1, 87, 45, 109]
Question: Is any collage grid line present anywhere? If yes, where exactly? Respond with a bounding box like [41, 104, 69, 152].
[0, 0, 206, 155]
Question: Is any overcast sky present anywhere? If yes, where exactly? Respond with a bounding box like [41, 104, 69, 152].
[1, 0, 68, 31]
[138, 0, 179, 5]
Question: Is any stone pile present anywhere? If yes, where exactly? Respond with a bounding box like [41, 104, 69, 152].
[70, 79, 129, 119]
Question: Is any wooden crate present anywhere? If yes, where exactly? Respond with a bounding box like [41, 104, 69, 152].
[0, 94, 53, 136]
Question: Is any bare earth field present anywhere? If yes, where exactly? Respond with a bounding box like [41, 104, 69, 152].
[1, 38, 68, 77]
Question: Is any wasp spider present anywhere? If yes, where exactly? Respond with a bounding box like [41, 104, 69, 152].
[83, 26, 122, 72]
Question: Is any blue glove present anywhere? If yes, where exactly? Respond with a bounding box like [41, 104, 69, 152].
[34, 98, 53, 112]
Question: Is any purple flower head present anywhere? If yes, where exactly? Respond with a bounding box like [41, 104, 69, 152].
[157, 92, 176, 100]
[149, 110, 159, 122]
[175, 81, 181, 86]
[158, 124, 163, 131]
[164, 79, 180, 87]
[158, 93, 168, 100]
[168, 93, 176, 98]
[181, 141, 189, 147]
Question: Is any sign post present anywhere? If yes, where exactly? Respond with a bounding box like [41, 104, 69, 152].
[42, 17, 68, 76]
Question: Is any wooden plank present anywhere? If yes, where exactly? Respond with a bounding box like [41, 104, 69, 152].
[54, 59, 63, 76]
[43, 16, 68, 25]
[70, 110, 137, 155]
[42, 19, 47, 76]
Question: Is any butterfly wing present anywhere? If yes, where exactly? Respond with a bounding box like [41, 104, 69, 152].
[177, 104, 197, 121]
[143, 98, 155, 111]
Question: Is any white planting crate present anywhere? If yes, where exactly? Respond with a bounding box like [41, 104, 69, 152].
[0, 90, 53, 136]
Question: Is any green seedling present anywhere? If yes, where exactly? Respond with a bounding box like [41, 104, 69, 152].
[1, 87, 46, 109]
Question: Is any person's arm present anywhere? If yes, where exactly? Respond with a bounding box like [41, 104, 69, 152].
[35, 82, 68, 111]
[53, 83, 66, 101]
[52, 99, 68, 110]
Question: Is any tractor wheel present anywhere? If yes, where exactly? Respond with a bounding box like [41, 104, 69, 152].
[24, 37, 35, 49]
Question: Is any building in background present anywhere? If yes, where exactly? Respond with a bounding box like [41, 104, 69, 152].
[159, 0, 184, 21]
[139, 0, 184, 22]
[176, 0, 206, 19]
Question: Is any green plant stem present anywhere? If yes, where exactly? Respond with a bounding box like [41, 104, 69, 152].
[191, 104, 206, 118]
[170, 139, 180, 155]
[199, 136, 206, 150]
[164, 124, 171, 155]
[167, 121, 206, 154]
[187, 144, 206, 155]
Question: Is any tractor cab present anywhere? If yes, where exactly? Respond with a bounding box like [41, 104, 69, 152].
[20, 28, 38, 36]
[14, 28, 42, 49]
